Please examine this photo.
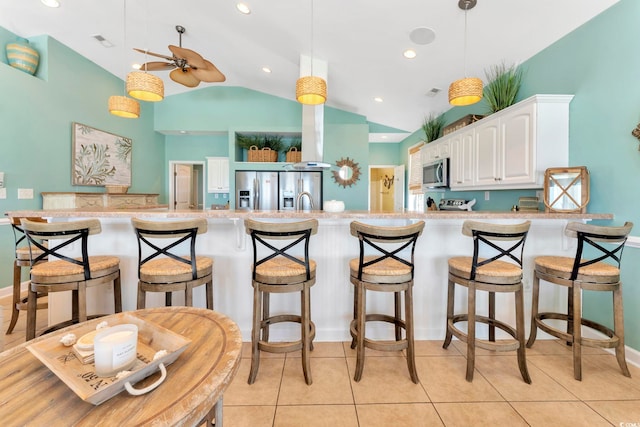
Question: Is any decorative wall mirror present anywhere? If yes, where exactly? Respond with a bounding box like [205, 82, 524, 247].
[332, 157, 361, 188]
[543, 166, 590, 213]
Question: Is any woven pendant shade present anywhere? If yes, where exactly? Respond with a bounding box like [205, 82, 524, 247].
[296, 76, 327, 105]
[448, 77, 483, 106]
[126, 71, 164, 102]
[108, 95, 140, 118]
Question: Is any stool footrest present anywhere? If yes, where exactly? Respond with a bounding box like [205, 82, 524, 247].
[448, 314, 521, 352]
[534, 312, 619, 348]
[349, 318, 409, 352]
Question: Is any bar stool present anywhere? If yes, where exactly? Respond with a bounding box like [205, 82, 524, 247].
[349, 220, 425, 383]
[131, 218, 213, 309]
[443, 220, 531, 383]
[6, 217, 48, 335]
[21, 219, 122, 340]
[527, 221, 633, 380]
[245, 219, 318, 385]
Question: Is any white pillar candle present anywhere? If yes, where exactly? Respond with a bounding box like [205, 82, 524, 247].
[93, 324, 138, 377]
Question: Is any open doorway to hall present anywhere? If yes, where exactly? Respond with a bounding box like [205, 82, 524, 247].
[369, 165, 405, 212]
[168, 161, 206, 210]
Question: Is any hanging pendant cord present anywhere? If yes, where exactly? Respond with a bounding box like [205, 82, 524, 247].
[310, 0, 315, 76]
[122, 0, 127, 95]
[463, 3, 468, 77]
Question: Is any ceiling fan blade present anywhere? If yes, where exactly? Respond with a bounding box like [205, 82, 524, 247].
[190, 60, 226, 83]
[139, 61, 175, 71]
[168, 45, 207, 69]
[170, 68, 201, 88]
[133, 48, 174, 61]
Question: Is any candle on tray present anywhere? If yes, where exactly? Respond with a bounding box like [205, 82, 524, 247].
[93, 324, 138, 377]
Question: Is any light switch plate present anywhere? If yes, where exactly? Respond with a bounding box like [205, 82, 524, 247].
[0, 188, 6, 199]
[17, 188, 34, 199]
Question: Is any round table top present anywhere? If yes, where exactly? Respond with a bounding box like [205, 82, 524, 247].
[0, 307, 242, 426]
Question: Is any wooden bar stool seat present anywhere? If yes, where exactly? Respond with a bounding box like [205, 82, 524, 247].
[527, 221, 633, 381]
[443, 220, 531, 383]
[21, 219, 122, 341]
[132, 218, 213, 310]
[245, 219, 318, 385]
[6, 217, 48, 335]
[349, 220, 425, 383]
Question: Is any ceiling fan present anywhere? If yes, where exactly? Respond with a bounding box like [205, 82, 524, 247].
[134, 25, 225, 88]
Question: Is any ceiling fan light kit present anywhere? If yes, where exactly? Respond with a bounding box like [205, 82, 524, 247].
[126, 71, 164, 102]
[448, 0, 483, 106]
[108, 95, 140, 118]
[296, 76, 327, 105]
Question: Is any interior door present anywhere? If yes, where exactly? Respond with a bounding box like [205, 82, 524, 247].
[174, 164, 193, 209]
[393, 165, 405, 212]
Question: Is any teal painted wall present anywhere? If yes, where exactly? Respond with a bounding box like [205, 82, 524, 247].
[0, 31, 164, 290]
[370, 143, 400, 166]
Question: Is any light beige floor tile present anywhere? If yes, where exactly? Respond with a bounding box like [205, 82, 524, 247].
[356, 403, 444, 427]
[414, 339, 463, 357]
[586, 400, 640, 426]
[511, 401, 611, 427]
[240, 341, 286, 359]
[224, 358, 284, 406]
[222, 405, 275, 427]
[434, 402, 528, 427]
[474, 354, 577, 401]
[287, 341, 346, 358]
[343, 341, 405, 358]
[415, 356, 503, 403]
[528, 354, 640, 400]
[278, 357, 354, 405]
[273, 405, 359, 427]
[347, 356, 430, 404]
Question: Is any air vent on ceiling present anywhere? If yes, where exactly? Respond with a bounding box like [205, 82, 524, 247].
[426, 87, 442, 97]
[92, 34, 114, 48]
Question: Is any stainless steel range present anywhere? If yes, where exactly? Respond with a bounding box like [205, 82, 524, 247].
[438, 198, 476, 211]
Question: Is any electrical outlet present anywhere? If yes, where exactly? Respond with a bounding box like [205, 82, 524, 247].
[484, 191, 490, 201]
[17, 188, 33, 199]
[536, 190, 543, 200]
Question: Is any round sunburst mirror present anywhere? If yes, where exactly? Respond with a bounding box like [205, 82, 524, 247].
[332, 157, 361, 188]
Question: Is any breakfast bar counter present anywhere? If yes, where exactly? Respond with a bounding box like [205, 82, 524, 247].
[5, 208, 614, 342]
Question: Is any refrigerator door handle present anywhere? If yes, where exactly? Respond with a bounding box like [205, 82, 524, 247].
[253, 177, 259, 210]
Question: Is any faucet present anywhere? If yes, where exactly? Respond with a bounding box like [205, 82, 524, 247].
[296, 191, 314, 211]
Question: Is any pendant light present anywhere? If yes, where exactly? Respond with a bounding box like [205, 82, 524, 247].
[448, 0, 483, 106]
[126, 0, 164, 102]
[296, 0, 327, 105]
[109, 0, 140, 118]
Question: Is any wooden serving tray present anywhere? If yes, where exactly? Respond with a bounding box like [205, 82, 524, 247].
[27, 312, 191, 405]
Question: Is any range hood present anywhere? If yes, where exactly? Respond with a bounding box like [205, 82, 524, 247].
[291, 101, 331, 170]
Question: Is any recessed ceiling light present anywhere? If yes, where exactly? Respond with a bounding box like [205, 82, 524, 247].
[179, 130, 187, 134]
[262, 66, 272, 73]
[41, 0, 60, 8]
[381, 135, 388, 139]
[403, 49, 417, 59]
[374, 97, 383, 103]
[236, 3, 251, 14]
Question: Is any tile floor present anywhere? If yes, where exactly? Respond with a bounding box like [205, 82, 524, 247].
[2, 295, 640, 427]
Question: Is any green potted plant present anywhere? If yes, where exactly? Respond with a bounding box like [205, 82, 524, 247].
[484, 62, 524, 113]
[422, 113, 446, 143]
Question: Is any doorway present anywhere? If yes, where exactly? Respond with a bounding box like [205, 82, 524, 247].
[369, 165, 405, 212]
[168, 161, 206, 210]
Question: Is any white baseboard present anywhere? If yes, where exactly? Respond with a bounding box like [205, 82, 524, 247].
[0, 282, 27, 299]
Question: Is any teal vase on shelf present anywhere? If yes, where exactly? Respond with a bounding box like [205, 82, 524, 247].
[6, 37, 39, 75]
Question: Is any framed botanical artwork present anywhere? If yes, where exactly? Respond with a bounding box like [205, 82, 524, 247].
[72, 122, 132, 186]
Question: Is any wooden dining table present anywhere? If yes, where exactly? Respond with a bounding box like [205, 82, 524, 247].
[0, 306, 242, 426]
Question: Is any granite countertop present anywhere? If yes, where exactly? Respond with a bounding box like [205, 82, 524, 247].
[4, 208, 614, 221]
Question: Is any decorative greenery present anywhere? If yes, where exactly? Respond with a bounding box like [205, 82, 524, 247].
[484, 62, 524, 113]
[287, 137, 302, 153]
[236, 133, 284, 153]
[422, 113, 446, 143]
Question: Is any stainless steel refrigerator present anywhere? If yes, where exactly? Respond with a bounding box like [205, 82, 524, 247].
[235, 171, 279, 210]
[278, 171, 322, 211]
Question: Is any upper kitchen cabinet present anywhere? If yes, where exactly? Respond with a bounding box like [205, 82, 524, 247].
[448, 94, 573, 191]
[420, 139, 451, 165]
[207, 157, 230, 193]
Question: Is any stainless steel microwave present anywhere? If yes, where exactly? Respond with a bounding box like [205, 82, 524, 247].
[422, 158, 449, 190]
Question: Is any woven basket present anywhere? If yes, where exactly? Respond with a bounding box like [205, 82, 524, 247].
[261, 147, 278, 162]
[286, 147, 302, 163]
[105, 185, 129, 194]
[247, 145, 261, 162]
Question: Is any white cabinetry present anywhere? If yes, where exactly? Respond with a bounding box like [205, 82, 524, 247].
[446, 94, 573, 190]
[420, 139, 450, 165]
[206, 157, 230, 193]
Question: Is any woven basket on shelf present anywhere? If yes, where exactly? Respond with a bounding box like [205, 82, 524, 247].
[286, 147, 302, 163]
[261, 147, 278, 162]
[247, 145, 261, 162]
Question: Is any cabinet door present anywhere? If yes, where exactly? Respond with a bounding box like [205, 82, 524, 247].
[207, 157, 230, 193]
[474, 117, 500, 186]
[449, 130, 474, 189]
[500, 103, 535, 185]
